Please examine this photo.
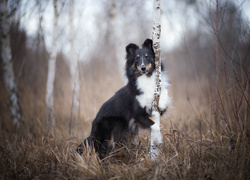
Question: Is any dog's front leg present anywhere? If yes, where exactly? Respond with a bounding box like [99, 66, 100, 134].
[150, 111, 162, 160]
[158, 89, 171, 112]
[136, 115, 155, 128]
[150, 122, 161, 144]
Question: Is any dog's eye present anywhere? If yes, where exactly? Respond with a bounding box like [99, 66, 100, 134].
[135, 55, 140, 60]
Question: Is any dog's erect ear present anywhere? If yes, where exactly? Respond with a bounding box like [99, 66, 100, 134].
[142, 39, 153, 51]
[126, 43, 139, 55]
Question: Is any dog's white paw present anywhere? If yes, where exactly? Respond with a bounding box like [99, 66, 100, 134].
[151, 123, 162, 144]
[158, 89, 171, 112]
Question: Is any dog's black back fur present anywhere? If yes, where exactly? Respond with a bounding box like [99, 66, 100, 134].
[77, 39, 158, 158]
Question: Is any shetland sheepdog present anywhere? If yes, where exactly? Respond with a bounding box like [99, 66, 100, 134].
[77, 39, 171, 158]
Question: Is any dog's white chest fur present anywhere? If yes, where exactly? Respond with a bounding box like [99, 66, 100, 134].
[136, 71, 171, 111]
[136, 73, 155, 110]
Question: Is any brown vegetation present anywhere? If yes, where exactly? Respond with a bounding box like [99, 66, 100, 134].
[0, 46, 249, 179]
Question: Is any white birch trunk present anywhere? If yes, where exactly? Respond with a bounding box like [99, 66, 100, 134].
[150, 0, 162, 161]
[69, 0, 80, 134]
[110, 0, 127, 84]
[36, 0, 46, 52]
[46, 0, 58, 129]
[0, 0, 22, 125]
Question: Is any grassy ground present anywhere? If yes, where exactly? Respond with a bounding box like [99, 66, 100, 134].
[0, 57, 249, 179]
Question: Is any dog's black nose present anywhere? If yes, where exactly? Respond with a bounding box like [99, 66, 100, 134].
[141, 66, 146, 72]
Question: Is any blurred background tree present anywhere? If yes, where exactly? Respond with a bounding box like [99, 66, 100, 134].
[0, 0, 22, 126]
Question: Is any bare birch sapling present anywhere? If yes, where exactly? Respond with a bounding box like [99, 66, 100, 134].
[0, 0, 22, 125]
[150, 0, 162, 161]
[69, 0, 80, 134]
[46, 0, 58, 128]
[110, 0, 127, 84]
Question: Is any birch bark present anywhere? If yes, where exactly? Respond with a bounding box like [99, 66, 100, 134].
[0, 0, 22, 125]
[150, 0, 162, 161]
[46, 0, 58, 129]
[69, 0, 80, 134]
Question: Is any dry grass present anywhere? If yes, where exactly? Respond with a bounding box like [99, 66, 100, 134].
[0, 56, 249, 179]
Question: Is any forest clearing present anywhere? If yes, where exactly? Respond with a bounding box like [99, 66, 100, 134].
[0, 0, 249, 179]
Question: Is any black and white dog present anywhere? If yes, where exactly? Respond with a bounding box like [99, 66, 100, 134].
[77, 39, 171, 158]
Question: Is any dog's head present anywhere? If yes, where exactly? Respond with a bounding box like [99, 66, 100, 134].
[126, 39, 155, 76]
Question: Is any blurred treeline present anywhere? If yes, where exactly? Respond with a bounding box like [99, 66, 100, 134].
[0, 0, 249, 135]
